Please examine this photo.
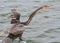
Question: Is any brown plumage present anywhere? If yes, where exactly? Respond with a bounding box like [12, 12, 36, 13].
[0, 5, 49, 43]
[10, 5, 49, 41]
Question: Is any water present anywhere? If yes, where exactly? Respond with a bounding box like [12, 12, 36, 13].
[0, 0, 60, 43]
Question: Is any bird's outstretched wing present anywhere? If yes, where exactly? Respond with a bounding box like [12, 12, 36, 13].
[21, 5, 50, 25]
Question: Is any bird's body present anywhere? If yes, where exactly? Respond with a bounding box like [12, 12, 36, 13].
[0, 24, 25, 43]
[0, 5, 49, 43]
[8, 24, 25, 35]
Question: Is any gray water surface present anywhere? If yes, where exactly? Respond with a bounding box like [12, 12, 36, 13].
[0, 0, 60, 43]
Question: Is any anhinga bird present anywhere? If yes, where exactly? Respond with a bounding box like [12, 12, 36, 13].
[0, 5, 49, 43]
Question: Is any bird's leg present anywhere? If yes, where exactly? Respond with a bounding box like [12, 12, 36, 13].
[18, 33, 23, 42]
